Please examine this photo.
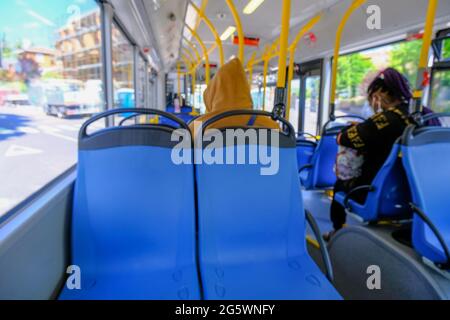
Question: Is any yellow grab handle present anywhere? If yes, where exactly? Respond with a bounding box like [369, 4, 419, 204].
[413, 0, 439, 101]
[190, 1, 224, 66]
[330, 0, 367, 113]
[225, 0, 244, 62]
[286, 14, 323, 121]
[185, 24, 210, 85]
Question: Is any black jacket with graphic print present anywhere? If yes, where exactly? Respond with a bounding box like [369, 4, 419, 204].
[339, 103, 411, 187]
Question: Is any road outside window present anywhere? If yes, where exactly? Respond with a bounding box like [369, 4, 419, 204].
[0, 0, 103, 217]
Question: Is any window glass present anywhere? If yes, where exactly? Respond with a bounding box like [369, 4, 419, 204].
[431, 70, 450, 127]
[289, 79, 300, 132]
[194, 84, 207, 114]
[251, 85, 263, 110]
[304, 76, 320, 135]
[264, 86, 275, 111]
[0, 0, 103, 217]
[442, 38, 450, 60]
[112, 23, 134, 110]
[335, 39, 422, 118]
[136, 55, 146, 109]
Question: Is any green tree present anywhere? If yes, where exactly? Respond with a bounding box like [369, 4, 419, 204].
[443, 38, 450, 60]
[337, 53, 375, 98]
[389, 40, 422, 86]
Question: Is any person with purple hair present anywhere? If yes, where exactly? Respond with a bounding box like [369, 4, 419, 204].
[324, 68, 414, 241]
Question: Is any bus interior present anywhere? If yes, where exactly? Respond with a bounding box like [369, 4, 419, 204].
[0, 0, 450, 301]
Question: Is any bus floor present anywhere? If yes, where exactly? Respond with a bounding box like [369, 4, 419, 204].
[303, 189, 361, 237]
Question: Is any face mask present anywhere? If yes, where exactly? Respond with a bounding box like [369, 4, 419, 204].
[372, 96, 381, 113]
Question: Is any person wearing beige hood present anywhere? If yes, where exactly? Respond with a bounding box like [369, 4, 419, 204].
[189, 58, 279, 135]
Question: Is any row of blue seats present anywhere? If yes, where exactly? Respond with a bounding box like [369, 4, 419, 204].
[297, 113, 450, 270]
[59, 108, 342, 300]
[161, 104, 196, 126]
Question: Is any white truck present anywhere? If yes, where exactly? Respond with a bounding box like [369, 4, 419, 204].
[28, 79, 103, 118]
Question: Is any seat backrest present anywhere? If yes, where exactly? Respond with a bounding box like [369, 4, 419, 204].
[296, 139, 316, 172]
[195, 115, 307, 265]
[361, 143, 412, 221]
[72, 110, 198, 290]
[402, 126, 450, 264]
[166, 104, 175, 113]
[181, 106, 193, 114]
[305, 132, 338, 189]
[177, 113, 195, 124]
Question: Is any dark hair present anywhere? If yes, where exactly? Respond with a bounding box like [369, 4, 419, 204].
[367, 68, 412, 104]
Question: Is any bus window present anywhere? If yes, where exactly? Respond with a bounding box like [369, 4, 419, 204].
[335, 39, 422, 118]
[136, 55, 147, 109]
[265, 86, 275, 111]
[289, 78, 300, 132]
[431, 70, 450, 126]
[303, 75, 320, 135]
[0, 0, 103, 217]
[194, 84, 207, 114]
[112, 23, 135, 109]
[251, 84, 262, 110]
[442, 38, 450, 60]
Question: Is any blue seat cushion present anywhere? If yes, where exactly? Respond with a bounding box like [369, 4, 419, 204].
[201, 254, 341, 300]
[59, 267, 199, 300]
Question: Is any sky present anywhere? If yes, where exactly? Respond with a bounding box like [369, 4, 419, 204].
[0, 0, 98, 49]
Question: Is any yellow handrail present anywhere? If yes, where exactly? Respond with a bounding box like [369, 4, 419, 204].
[247, 52, 257, 87]
[182, 48, 196, 67]
[193, 0, 209, 31]
[330, 0, 367, 117]
[180, 53, 194, 104]
[276, 0, 291, 89]
[183, 37, 202, 64]
[190, 1, 224, 66]
[177, 61, 182, 100]
[413, 0, 439, 106]
[225, 0, 244, 62]
[182, 47, 198, 107]
[286, 14, 322, 120]
[185, 24, 211, 85]
[262, 46, 270, 111]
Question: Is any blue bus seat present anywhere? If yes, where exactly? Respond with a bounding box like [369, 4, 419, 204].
[166, 104, 175, 113]
[195, 111, 342, 300]
[299, 131, 338, 189]
[334, 143, 412, 222]
[296, 134, 317, 173]
[401, 121, 450, 268]
[59, 109, 201, 300]
[177, 113, 195, 124]
[181, 106, 193, 114]
[300, 116, 365, 190]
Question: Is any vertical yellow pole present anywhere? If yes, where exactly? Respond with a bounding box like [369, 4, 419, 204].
[186, 24, 210, 86]
[190, 2, 225, 67]
[177, 62, 182, 101]
[286, 48, 296, 121]
[263, 54, 269, 111]
[413, 0, 439, 108]
[272, 0, 291, 117]
[285, 14, 322, 121]
[276, 0, 291, 89]
[330, 0, 367, 118]
[182, 48, 197, 106]
[192, 69, 196, 108]
[247, 52, 257, 86]
[225, 0, 244, 62]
